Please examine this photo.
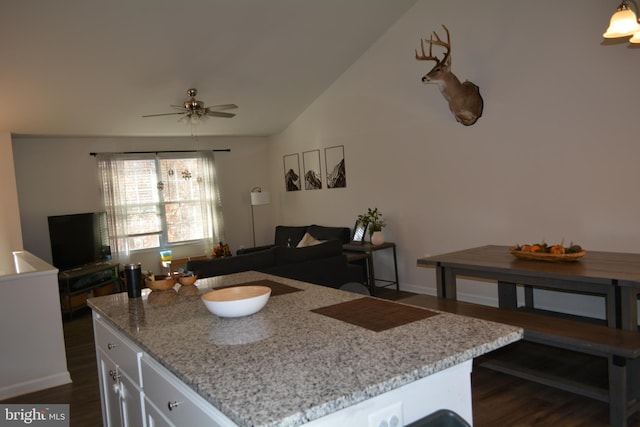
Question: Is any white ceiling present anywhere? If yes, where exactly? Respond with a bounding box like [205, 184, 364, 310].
[1, 0, 416, 138]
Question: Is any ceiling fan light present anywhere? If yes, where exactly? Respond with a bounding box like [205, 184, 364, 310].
[603, 4, 640, 38]
[630, 30, 640, 43]
[142, 88, 236, 127]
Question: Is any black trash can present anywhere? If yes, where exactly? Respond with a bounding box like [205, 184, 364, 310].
[406, 409, 471, 427]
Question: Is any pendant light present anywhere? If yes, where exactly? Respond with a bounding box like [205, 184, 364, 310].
[603, 1, 640, 41]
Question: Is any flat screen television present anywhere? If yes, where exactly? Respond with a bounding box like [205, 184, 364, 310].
[48, 212, 111, 271]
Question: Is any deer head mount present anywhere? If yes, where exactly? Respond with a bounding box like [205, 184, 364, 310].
[415, 25, 483, 126]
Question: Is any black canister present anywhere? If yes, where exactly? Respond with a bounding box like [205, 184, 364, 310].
[124, 263, 142, 298]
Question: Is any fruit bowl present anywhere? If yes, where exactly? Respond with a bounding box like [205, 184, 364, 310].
[509, 248, 587, 262]
[201, 285, 271, 318]
[145, 274, 177, 291]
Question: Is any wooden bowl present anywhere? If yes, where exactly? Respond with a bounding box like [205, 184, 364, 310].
[177, 274, 198, 286]
[145, 275, 177, 291]
[201, 285, 271, 318]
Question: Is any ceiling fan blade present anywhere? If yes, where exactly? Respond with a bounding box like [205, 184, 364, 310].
[206, 104, 238, 111]
[170, 105, 187, 110]
[142, 112, 186, 118]
[206, 111, 236, 118]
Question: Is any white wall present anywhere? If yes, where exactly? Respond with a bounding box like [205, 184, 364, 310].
[0, 252, 70, 399]
[0, 132, 23, 273]
[266, 0, 640, 317]
[13, 135, 272, 271]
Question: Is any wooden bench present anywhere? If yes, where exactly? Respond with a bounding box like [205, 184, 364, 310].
[401, 294, 640, 427]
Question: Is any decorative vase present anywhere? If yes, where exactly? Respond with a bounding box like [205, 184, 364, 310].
[371, 231, 385, 245]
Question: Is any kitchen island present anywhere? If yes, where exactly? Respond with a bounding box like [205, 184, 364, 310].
[88, 271, 521, 427]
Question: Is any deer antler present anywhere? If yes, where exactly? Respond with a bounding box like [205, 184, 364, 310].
[415, 24, 451, 66]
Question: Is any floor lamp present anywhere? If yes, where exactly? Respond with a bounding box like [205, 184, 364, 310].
[250, 187, 270, 247]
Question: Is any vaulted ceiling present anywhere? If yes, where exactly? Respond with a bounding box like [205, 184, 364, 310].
[1, 0, 416, 137]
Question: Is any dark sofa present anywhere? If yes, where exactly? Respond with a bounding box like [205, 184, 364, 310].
[238, 224, 352, 254]
[187, 225, 363, 288]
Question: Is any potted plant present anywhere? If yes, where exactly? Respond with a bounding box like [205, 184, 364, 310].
[357, 208, 386, 245]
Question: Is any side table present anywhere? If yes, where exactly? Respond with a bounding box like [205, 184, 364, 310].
[343, 242, 399, 296]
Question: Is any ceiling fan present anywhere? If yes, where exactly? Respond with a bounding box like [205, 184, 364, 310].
[142, 88, 237, 122]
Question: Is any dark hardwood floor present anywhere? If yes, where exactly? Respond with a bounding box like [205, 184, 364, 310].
[3, 290, 640, 426]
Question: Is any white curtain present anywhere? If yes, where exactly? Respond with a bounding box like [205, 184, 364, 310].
[196, 151, 225, 254]
[96, 153, 136, 264]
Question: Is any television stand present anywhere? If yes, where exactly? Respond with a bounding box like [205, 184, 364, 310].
[58, 262, 120, 319]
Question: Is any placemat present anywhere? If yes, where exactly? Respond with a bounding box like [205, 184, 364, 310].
[219, 280, 303, 297]
[311, 297, 439, 332]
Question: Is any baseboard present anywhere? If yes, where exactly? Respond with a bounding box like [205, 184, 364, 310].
[399, 283, 436, 296]
[0, 371, 72, 400]
[455, 292, 499, 307]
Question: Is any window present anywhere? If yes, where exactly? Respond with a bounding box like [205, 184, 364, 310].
[97, 151, 224, 261]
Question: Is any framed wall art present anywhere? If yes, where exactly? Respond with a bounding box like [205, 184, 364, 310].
[283, 153, 301, 192]
[324, 145, 346, 189]
[303, 149, 322, 190]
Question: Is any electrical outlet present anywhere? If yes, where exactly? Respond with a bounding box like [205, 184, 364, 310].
[368, 402, 403, 427]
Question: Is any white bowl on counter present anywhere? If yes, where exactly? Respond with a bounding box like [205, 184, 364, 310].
[201, 285, 271, 318]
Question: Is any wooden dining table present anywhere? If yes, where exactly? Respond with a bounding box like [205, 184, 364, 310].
[417, 245, 640, 331]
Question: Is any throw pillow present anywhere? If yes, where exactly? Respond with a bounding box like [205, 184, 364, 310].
[274, 226, 308, 247]
[296, 232, 324, 248]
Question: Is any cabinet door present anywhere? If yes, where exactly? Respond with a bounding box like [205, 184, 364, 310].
[119, 370, 144, 427]
[144, 397, 173, 427]
[97, 349, 124, 427]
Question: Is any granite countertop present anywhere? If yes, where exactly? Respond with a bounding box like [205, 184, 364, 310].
[88, 271, 522, 427]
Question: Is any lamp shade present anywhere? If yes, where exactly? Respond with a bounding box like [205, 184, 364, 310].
[250, 191, 270, 206]
[603, 6, 640, 38]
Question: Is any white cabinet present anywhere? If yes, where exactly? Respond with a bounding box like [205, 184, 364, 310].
[93, 312, 235, 427]
[93, 314, 142, 382]
[96, 349, 123, 427]
[93, 313, 145, 427]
